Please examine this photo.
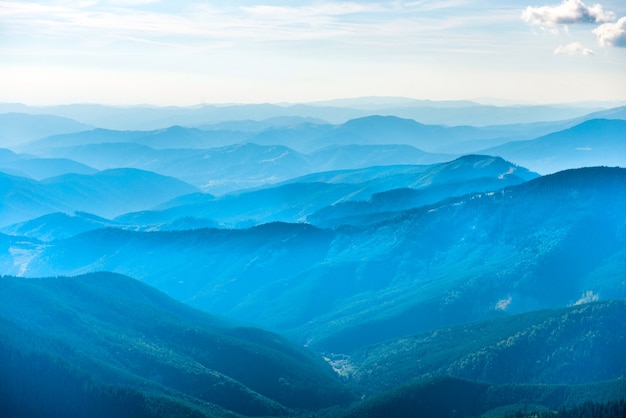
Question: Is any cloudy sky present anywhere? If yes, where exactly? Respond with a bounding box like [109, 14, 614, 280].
[1, 0, 625, 105]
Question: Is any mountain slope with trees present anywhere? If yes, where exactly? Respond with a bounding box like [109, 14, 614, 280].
[0, 272, 354, 417]
[6, 167, 625, 354]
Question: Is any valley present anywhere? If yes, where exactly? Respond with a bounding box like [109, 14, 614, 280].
[1, 99, 625, 417]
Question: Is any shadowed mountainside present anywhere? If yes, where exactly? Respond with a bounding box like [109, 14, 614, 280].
[0, 272, 354, 417]
[349, 301, 626, 394]
[5, 167, 625, 354]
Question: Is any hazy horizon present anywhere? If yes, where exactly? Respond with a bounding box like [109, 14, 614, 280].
[3, 95, 626, 109]
[1, 0, 625, 106]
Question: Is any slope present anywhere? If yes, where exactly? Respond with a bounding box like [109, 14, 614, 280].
[349, 301, 626, 394]
[0, 112, 91, 147]
[0, 212, 126, 241]
[340, 376, 626, 418]
[116, 155, 536, 229]
[33, 142, 450, 195]
[0, 169, 198, 227]
[7, 167, 626, 354]
[0, 272, 354, 417]
[0, 148, 98, 179]
[481, 119, 626, 174]
[21, 126, 251, 151]
[308, 155, 538, 227]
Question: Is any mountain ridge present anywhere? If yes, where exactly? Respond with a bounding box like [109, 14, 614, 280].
[6, 167, 625, 354]
[0, 272, 354, 416]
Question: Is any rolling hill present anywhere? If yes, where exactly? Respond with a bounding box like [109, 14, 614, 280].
[0, 148, 97, 179]
[340, 376, 626, 418]
[21, 126, 251, 151]
[114, 155, 536, 229]
[308, 155, 538, 227]
[306, 115, 495, 153]
[0, 169, 198, 227]
[0, 212, 126, 241]
[6, 167, 625, 355]
[0, 272, 354, 417]
[480, 119, 626, 174]
[2, 100, 606, 129]
[29, 141, 451, 194]
[349, 301, 626, 394]
[0, 112, 91, 147]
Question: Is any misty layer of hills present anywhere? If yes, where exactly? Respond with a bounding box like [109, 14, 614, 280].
[1, 99, 625, 417]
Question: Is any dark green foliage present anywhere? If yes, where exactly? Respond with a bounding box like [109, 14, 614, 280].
[350, 301, 626, 393]
[341, 376, 626, 418]
[0, 273, 354, 417]
[342, 376, 489, 418]
[0, 325, 213, 418]
[7, 167, 626, 354]
[500, 400, 626, 418]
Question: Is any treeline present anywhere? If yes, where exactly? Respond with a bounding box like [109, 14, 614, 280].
[506, 400, 626, 418]
[0, 340, 213, 418]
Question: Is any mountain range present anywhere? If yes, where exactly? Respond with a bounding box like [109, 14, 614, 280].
[0, 168, 197, 227]
[480, 119, 626, 174]
[5, 167, 624, 356]
[0, 113, 92, 146]
[1, 99, 625, 417]
[114, 155, 537, 230]
[0, 148, 97, 179]
[0, 99, 614, 130]
[1, 273, 623, 417]
[0, 272, 353, 417]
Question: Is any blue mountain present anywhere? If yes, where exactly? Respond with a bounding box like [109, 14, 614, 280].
[0, 212, 124, 241]
[114, 155, 535, 229]
[0, 169, 198, 227]
[0, 148, 97, 179]
[0, 112, 91, 147]
[7, 167, 625, 355]
[30, 140, 451, 194]
[480, 119, 626, 174]
[0, 272, 353, 417]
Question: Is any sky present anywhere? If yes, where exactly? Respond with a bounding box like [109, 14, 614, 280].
[0, 0, 625, 106]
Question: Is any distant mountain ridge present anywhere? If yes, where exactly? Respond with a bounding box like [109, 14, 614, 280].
[308, 155, 539, 227]
[1, 99, 609, 129]
[113, 155, 537, 230]
[0, 148, 97, 179]
[17, 117, 625, 197]
[22, 114, 501, 153]
[0, 112, 92, 146]
[26, 139, 451, 194]
[5, 167, 625, 355]
[480, 119, 626, 174]
[0, 212, 126, 241]
[0, 168, 198, 227]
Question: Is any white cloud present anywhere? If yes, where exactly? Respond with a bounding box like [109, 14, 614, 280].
[593, 16, 626, 47]
[241, 3, 388, 18]
[554, 41, 594, 54]
[522, 0, 615, 26]
[108, 0, 160, 5]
